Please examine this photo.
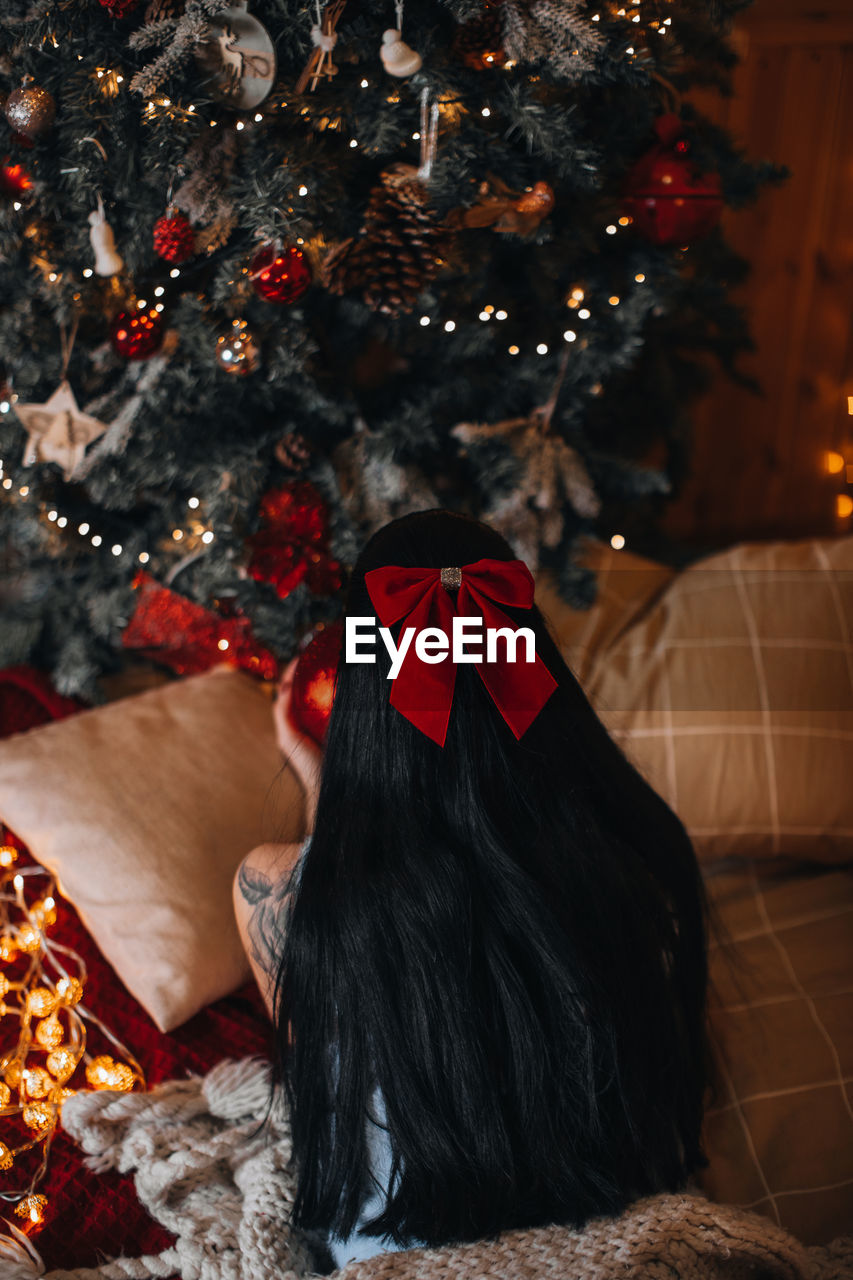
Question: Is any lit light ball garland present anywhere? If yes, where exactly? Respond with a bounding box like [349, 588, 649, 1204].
[0, 844, 144, 1235]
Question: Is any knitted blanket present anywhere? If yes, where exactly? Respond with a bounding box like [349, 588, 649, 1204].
[5, 1058, 849, 1280]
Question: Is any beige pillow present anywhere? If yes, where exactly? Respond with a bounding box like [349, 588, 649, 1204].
[584, 536, 853, 863]
[0, 666, 304, 1031]
[535, 538, 676, 687]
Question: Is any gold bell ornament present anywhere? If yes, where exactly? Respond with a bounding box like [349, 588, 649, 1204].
[380, 0, 421, 77]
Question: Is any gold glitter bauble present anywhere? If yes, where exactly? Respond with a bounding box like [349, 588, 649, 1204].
[215, 318, 259, 376]
[0, 975, 9, 997]
[35, 1015, 64, 1049]
[86, 1055, 134, 1091]
[46, 1048, 77, 1082]
[0, 1081, 10, 1106]
[27, 987, 56, 1018]
[48, 1085, 74, 1108]
[0, 1141, 13, 1170]
[4, 1060, 22, 1088]
[23, 1066, 52, 1099]
[56, 976, 83, 1006]
[22, 1101, 53, 1132]
[4, 81, 56, 140]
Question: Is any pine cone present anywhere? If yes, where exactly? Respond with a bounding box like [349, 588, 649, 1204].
[144, 0, 184, 19]
[275, 432, 312, 472]
[452, 1, 507, 70]
[322, 166, 449, 318]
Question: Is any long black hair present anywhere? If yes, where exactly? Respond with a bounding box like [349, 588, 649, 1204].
[272, 509, 710, 1250]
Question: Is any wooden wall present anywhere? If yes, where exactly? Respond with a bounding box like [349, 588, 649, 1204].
[662, 0, 853, 548]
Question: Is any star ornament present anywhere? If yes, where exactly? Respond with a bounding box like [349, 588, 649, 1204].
[14, 380, 108, 482]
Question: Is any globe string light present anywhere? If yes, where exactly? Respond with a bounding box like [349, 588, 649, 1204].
[0, 450, 224, 566]
[0, 848, 144, 1237]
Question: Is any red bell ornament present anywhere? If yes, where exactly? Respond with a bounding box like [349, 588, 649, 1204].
[622, 114, 723, 247]
[110, 306, 164, 360]
[250, 244, 311, 304]
[289, 620, 343, 746]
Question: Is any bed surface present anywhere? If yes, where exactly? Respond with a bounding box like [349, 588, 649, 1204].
[0, 671, 850, 1270]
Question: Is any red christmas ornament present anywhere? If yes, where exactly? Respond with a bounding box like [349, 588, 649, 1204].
[110, 306, 165, 360]
[289, 621, 343, 745]
[247, 482, 342, 599]
[0, 160, 32, 197]
[98, 0, 140, 15]
[250, 244, 311, 304]
[153, 209, 195, 264]
[122, 572, 278, 679]
[622, 114, 723, 247]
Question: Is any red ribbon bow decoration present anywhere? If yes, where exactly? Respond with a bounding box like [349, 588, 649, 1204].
[364, 558, 558, 747]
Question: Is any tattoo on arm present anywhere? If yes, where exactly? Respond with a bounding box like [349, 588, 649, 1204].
[237, 860, 294, 980]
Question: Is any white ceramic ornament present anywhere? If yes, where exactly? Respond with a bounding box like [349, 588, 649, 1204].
[195, 1, 277, 110]
[88, 201, 124, 277]
[380, 29, 422, 77]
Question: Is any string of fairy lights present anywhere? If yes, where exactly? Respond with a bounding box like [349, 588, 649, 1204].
[2, 0, 851, 570]
[0, 844, 144, 1229]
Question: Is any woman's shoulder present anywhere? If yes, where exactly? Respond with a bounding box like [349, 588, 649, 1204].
[237, 839, 307, 896]
[233, 837, 311, 988]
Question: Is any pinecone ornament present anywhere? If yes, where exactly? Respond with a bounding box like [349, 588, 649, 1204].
[452, 0, 507, 69]
[153, 209, 195, 264]
[275, 432, 311, 471]
[144, 0, 184, 19]
[322, 165, 448, 317]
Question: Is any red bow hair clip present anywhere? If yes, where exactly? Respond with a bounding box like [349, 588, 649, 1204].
[364, 557, 558, 747]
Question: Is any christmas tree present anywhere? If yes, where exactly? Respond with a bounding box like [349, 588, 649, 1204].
[0, 0, 777, 698]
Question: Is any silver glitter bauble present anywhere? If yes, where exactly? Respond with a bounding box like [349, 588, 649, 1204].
[4, 81, 56, 140]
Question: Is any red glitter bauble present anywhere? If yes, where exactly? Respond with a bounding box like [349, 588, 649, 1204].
[153, 210, 195, 264]
[257, 482, 328, 545]
[622, 114, 723, 247]
[98, 0, 140, 15]
[110, 306, 164, 360]
[247, 482, 342, 599]
[289, 621, 342, 745]
[0, 160, 32, 197]
[249, 244, 311, 304]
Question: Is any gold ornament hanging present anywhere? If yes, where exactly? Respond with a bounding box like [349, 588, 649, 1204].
[4, 77, 56, 141]
[215, 318, 260, 375]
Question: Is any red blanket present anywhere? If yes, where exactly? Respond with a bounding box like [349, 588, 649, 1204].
[0, 666, 272, 1272]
